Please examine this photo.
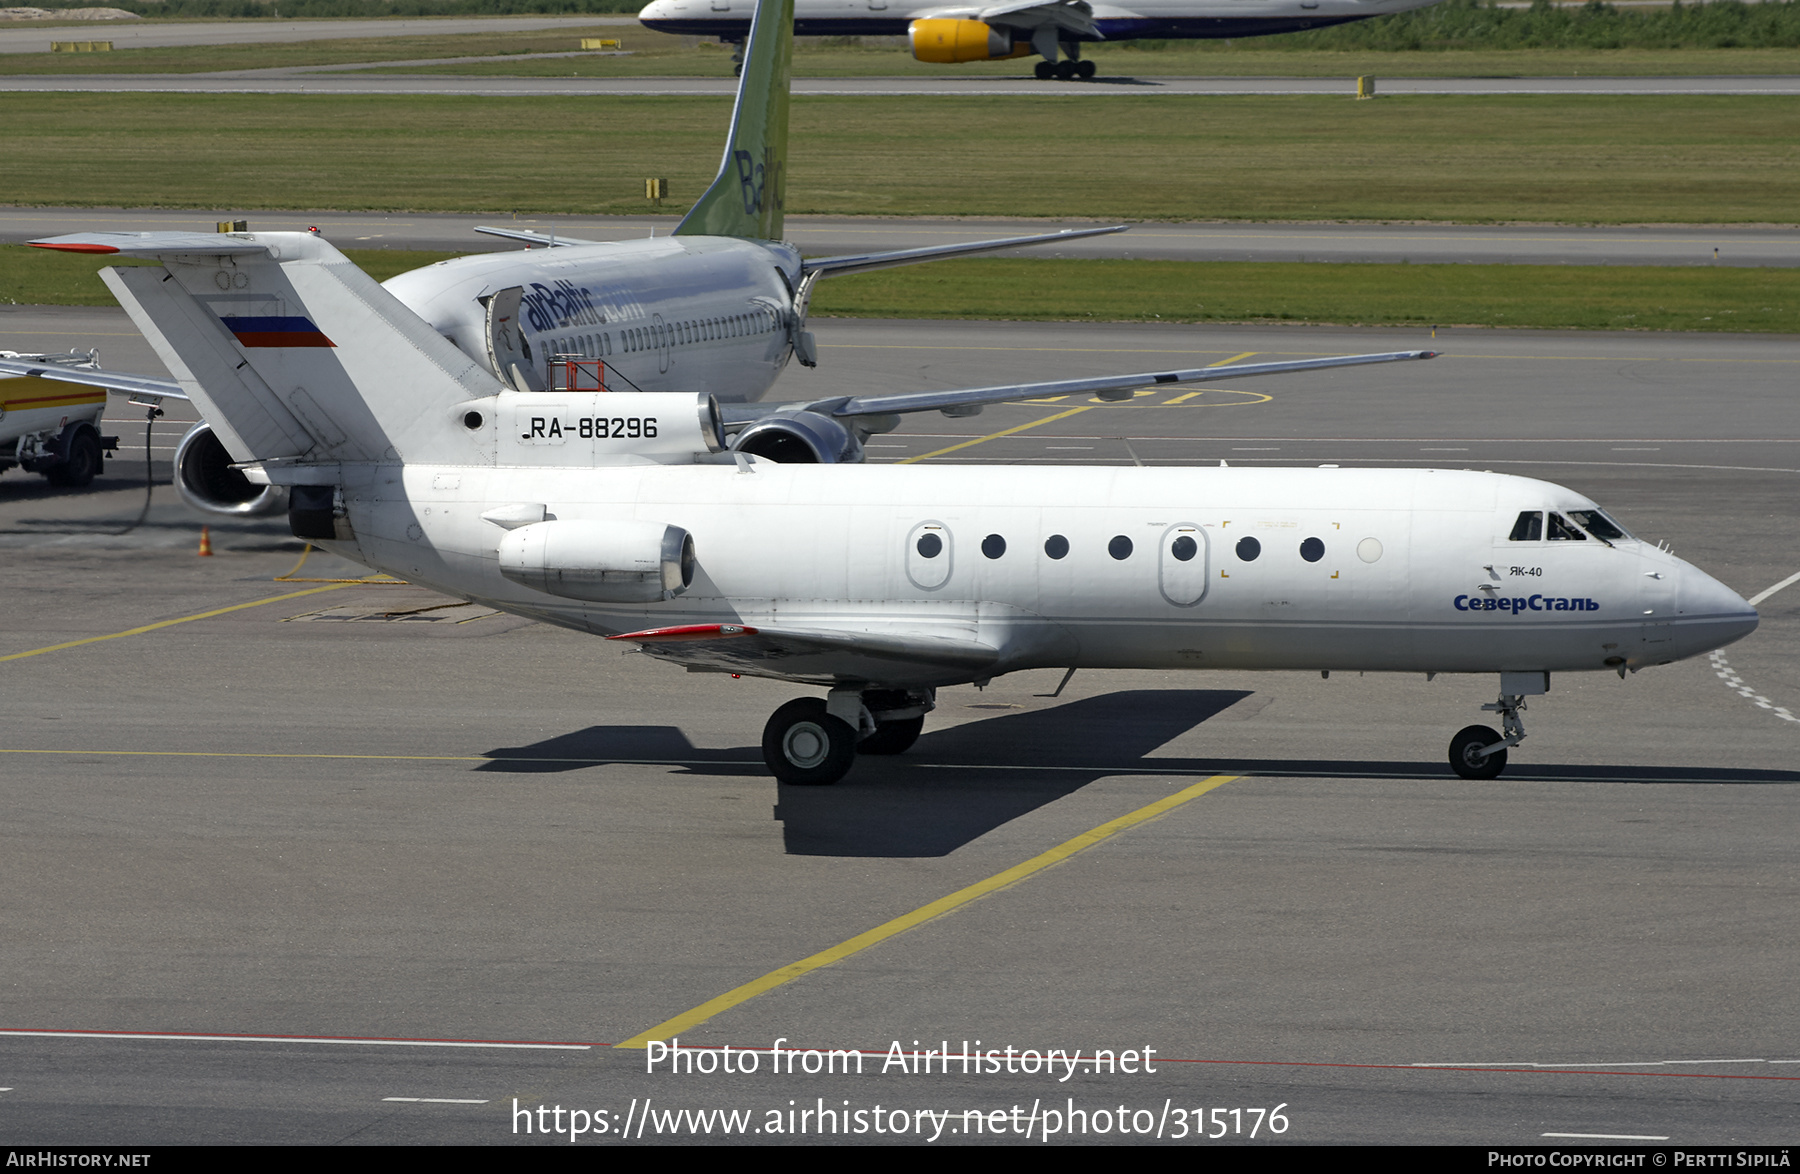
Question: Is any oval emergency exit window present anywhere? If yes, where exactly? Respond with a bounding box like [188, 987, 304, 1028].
[906, 522, 952, 590]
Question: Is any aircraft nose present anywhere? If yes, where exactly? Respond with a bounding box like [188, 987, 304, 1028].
[1679, 563, 1759, 650]
[638, 0, 674, 19]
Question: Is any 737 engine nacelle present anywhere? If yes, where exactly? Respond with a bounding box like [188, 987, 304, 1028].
[499, 519, 696, 603]
[908, 19, 1032, 63]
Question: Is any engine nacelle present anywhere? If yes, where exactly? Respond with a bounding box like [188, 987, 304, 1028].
[174, 422, 288, 517]
[730, 411, 864, 464]
[492, 391, 725, 465]
[909, 19, 1031, 63]
[499, 519, 695, 603]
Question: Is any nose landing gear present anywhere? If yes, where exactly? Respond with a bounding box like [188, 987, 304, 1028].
[1448, 673, 1546, 780]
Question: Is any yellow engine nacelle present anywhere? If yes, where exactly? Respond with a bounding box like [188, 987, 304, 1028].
[908, 19, 1033, 63]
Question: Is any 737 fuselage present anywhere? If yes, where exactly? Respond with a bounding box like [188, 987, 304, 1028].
[387, 236, 803, 402]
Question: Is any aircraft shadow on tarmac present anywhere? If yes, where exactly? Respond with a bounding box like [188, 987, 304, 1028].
[479, 689, 1800, 857]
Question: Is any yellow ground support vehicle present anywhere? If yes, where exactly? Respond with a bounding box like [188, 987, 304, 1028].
[0, 350, 117, 488]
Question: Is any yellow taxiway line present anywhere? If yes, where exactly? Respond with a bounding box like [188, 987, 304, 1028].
[0, 581, 377, 663]
[614, 773, 1239, 1049]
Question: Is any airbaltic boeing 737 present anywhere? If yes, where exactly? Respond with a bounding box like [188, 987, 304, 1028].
[3, 0, 1757, 786]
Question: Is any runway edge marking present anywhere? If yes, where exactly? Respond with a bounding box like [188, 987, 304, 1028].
[614, 773, 1239, 1049]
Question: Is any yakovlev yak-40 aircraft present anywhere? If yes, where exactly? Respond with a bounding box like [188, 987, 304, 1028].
[2, 0, 1757, 785]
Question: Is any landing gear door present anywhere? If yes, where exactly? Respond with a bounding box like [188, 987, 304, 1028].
[484, 286, 544, 392]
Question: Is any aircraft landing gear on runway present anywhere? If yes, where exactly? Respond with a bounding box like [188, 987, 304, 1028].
[1034, 52, 1095, 80]
[762, 687, 936, 783]
[763, 698, 857, 785]
[856, 688, 934, 756]
[1448, 675, 1545, 779]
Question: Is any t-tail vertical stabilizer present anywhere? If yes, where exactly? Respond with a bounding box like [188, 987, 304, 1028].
[31, 231, 503, 472]
[674, 0, 792, 241]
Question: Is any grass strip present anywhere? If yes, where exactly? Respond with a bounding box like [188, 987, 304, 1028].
[7, 35, 1798, 77]
[2, 94, 1798, 224]
[9, 245, 1794, 333]
[1, 245, 466, 307]
[811, 257, 1800, 332]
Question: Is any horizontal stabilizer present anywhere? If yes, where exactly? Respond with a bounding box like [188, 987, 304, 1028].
[31, 231, 274, 257]
[48, 230, 507, 470]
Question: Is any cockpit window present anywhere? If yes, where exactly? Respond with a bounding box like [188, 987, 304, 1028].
[1547, 513, 1588, 541]
[1568, 509, 1631, 542]
[1509, 511, 1543, 541]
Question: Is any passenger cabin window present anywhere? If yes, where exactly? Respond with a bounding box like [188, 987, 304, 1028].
[1509, 511, 1543, 541]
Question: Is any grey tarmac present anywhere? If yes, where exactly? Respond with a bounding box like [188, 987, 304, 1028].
[7, 208, 1795, 268]
[6, 71, 1799, 96]
[1, 309, 1797, 1144]
[0, 15, 635, 55]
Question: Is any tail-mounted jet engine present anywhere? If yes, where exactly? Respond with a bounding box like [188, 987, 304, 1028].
[908, 19, 1032, 62]
[499, 519, 695, 603]
[173, 422, 288, 517]
[730, 411, 864, 464]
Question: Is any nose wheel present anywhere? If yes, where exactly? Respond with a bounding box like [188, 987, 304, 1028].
[1447, 689, 1530, 780]
[1449, 725, 1507, 780]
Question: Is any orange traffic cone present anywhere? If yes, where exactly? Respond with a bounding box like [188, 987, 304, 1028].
[197, 526, 213, 557]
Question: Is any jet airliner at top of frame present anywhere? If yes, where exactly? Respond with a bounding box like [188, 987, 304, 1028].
[2, 0, 1756, 787]
[640, 0, 1447, 80]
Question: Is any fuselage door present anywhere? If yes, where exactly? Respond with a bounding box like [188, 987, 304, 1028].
[484, 286, 544, 392]
[906, 521, 952, 591]
[1158, 523, 1209, 607]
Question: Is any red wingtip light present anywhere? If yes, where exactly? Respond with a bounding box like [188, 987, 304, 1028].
[29, 242, 119, 254]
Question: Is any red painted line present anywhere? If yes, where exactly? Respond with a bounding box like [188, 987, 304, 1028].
[230, 332, 335, 348]
[608, 623, 759, 643]
[29, 242, 118, 254]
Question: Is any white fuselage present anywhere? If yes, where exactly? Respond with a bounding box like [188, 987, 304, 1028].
[384, 236, 801, 403]
[638, 0, 1443, 43]
[324, 460, 1757, 690]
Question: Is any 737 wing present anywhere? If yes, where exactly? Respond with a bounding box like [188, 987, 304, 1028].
[800, 224, 1126, 278]
[473, 223, 1129, 276]
[723, 349, 1437, 429]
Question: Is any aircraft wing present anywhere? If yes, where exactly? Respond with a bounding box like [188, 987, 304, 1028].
[977, 0, 1100, 35]
[607, 621, 998, 684]
[468, 225, 1130, 271]
[0, 355, 188, 402]
[473, 226, 601, 248]
[801, 224, 1127, 279]
[721, 349, 1437, 427]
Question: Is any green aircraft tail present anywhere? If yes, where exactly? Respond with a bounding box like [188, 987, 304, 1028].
[674, 0, 793, 241]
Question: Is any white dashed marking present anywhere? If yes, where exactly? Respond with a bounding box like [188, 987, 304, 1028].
[1710, 649, 1800, 724]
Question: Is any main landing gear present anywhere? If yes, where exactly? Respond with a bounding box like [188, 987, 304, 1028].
[1034, 58, 1096, 80]
[762, 687, 935, 785]
[1447, 673, 1547, 780]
